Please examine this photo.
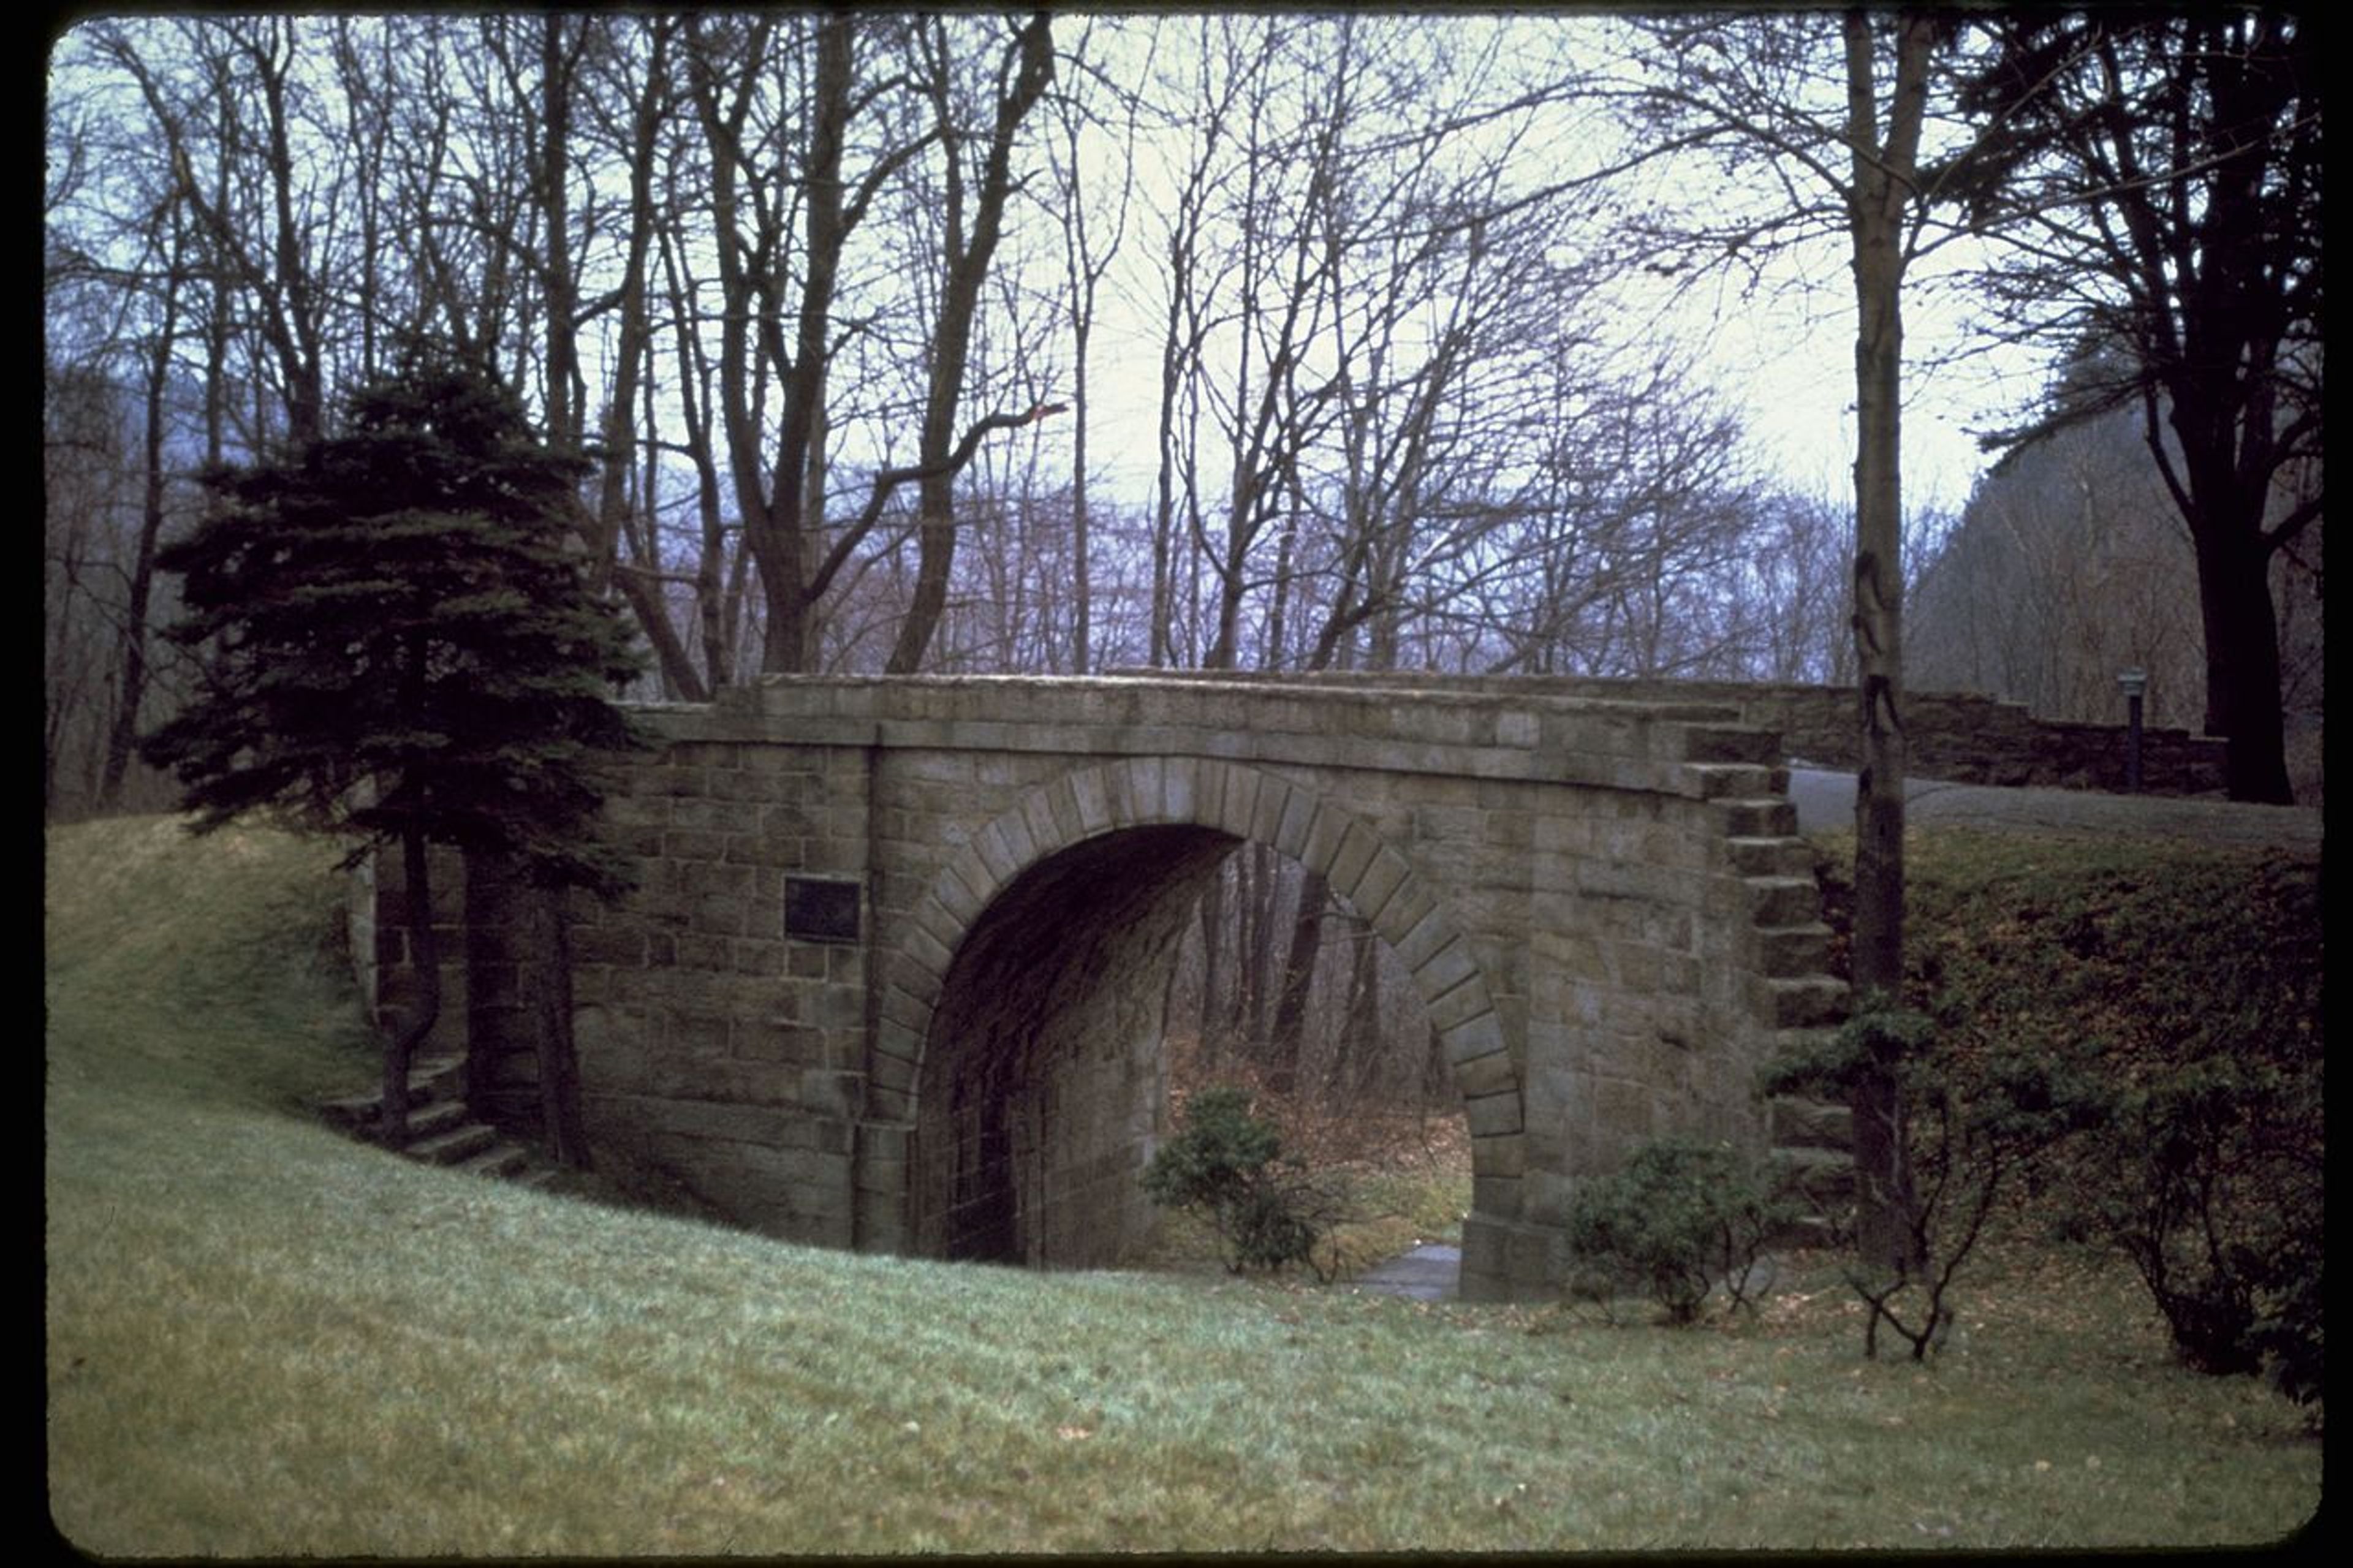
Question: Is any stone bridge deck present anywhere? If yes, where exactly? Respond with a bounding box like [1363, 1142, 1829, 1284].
[407, 674, 1847, 1300]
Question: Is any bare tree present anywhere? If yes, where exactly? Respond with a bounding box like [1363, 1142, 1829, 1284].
[47, 28, 231, 817]
[669, 15, 1062, 676]
[1623, 8, 1974, 1269]
[884, 13, 1058, 673]
[1044, 18, 1145, 674]
[93, 191, 194, 811]
[93, 18, 344, 452]
[1734, 491, 1854, 686]
[42, 358, 137, 818]
[1949, 12, 2321, 803]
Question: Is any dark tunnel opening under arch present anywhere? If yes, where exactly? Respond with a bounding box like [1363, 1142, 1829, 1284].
[910, 823, 1243, 1266]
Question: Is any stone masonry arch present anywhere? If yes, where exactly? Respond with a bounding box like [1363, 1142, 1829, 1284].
[442, 674, 1849, 1301]
[878, 759, 1521, 1265]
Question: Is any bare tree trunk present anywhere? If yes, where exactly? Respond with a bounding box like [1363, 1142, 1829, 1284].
[1070, 312, 1093, 675]
[1265, 868, 1327, 1095]
[1339, 920, 1384, 1100]
[1151, 301, 1184, 667]
[244, 20, 325, 447]
[533, 885, 589, 1169]
[381, 826, 441, 1147]
[885, 13, 1055, 674]
[1197, 869, 1227, 1069]
[1843, 7, 1931, 1273]
[2189, 510, 2293, 803]
[593, 19, 711, 702]
[1241, 846, 1281, 1056]
[98, 206, 187, 809]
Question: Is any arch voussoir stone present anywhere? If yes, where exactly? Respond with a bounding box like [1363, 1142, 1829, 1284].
[931, 860, 988, 929]
[1454, 1043, 1516, 1100]
[1271, 786, 1317, 858]
[1299, 800, 1349, 874]
[1068, 765, 1113, 835]
[1159, 756, 1200, 821]
[1339, 841, 1412, 926]
[1326, 818, 1382, 898]
[1413, 935, 1480, 1004]
[1128, 756, 1166, 820]
[907, 892, 962, 954]
[1246, 773, 1293, 844]
[994, 803, 1040, 873]
[1379, 890, 1446, 971]
[1466, 1090, 1523, 1137]
[1368, 871, 1436, 949]
[901, 915, 955, 980]
[1100, 758, 1145, 828]
[881, 979, 934, 1031]
[1441, 1008, 1508, 1067]
[970, 819, 1021, 887]
[1200, 759, 1238, 818]
[1425, 969, 1492, 1035]
[876, 1015, 925, 1066]
[1213, 764, 1260, 839]
[1025, 784, 1067, 854]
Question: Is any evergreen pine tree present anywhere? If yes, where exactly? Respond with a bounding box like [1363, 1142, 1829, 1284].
[143, 354, 645, 1145]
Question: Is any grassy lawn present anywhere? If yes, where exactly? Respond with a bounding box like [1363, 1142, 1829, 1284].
[45, 816, 2320, 1555]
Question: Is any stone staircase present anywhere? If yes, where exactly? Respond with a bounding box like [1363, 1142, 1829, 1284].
[1686, 751, 1857, 1244]
[317, 1055, 559, 1190]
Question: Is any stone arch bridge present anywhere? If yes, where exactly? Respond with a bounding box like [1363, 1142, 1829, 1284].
[411, 673, 1846, 1301]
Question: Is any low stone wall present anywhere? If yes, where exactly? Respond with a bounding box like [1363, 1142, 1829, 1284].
[1671, 683, 2227, 796]
[1129, 672, 2229, 797]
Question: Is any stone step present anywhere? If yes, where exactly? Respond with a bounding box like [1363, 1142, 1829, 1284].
[1722, 835, 1816, 877]
[1752, 922, 1833, 979]
[316, 1059, 559, 1193]
[1756, 974, 1850, 1029]
[1769, 1145, 1857, 1206]
[1745, 875, 1825, 928]
[406, 1121, 501, 1167]
[386, 1096, 469, 1143]
[1768, 1095, 1853, 1152]
[316, 1055, 467, 1129]
[1765, 1211, 1844, 1251]
[455, 1142, 533, 1180]
[1686, 761, 1789, 800]
[1715, 797, 1797, 838]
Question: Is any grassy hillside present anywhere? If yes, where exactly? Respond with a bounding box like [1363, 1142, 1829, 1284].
[45, 817, 2319, 1555]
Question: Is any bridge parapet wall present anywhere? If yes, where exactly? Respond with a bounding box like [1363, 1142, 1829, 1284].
[678, 673, 1778, 789]
[1135, 668, 2229, 795]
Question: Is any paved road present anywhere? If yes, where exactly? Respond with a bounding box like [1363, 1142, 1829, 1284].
[1353, 1243, 1460, 1302]
[1787, 767, 2322, 851]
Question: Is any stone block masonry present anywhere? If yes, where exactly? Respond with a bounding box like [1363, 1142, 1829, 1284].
[1154, 670, 2231, 796]
[399, 673, 1848, 1301]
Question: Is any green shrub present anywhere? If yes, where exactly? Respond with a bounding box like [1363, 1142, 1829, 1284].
[1563, 1138, 1794, 1324]
[2255, 1243, 2324, 1409]
[1881, 836, 2322, 1400]
[2066, 1055, 2324, 1401]
[1761, 1007, 2099, 1359]
[1143, 1086, 1336, 1275]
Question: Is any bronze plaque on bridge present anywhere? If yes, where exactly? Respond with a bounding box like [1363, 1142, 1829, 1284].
[784, 876, 862, 943]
